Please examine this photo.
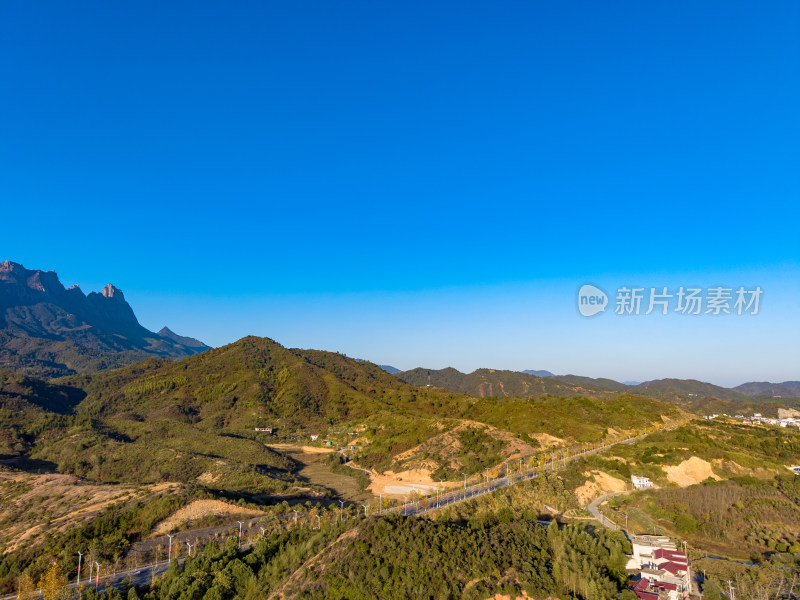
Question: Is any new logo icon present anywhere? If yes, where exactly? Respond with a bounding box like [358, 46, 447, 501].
[578, 284, 608, 317]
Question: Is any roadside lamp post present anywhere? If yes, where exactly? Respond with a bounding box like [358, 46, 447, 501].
[167, 534, 174, 564]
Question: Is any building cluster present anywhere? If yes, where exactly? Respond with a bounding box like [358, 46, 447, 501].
[626, 535, 690, 600]
[703, 413, 800, 428]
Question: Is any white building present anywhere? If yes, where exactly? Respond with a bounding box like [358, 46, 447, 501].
[631, 475, 654, 489]
[626, 535, 690, 600]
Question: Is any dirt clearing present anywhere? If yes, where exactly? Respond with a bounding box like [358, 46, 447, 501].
[575, 470, 627, 505]
[152, 499, 267, 535]
[663, 457, 721, 486]
[0, 470, 178, 553]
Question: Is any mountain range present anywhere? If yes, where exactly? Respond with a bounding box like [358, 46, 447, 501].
[394, 367, 800, 408]
[0, 260, 209, 378]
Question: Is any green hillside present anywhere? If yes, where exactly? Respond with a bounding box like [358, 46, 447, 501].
[554, 374, 628, 391]
[0, 370, 83, 458]
[0, 337, 688, 492]
[634, 378, 748, 402]
[395, 366, 615, 398]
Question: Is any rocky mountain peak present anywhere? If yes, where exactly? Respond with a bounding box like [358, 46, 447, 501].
[101, 284, 124, 299]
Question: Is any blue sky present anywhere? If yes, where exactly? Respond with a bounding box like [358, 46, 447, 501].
[1, 1, 798, 386]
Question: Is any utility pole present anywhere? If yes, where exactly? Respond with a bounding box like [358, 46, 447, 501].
[167, 534, 174, 564]
[186, 542, 193, 557]
[237, 521, 244, 549]
[77, 551, 83, 586]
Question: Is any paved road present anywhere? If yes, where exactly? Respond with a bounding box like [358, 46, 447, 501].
[586, 491, 630, 531]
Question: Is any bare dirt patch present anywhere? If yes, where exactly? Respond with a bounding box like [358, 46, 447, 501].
[267, 444, 334, 454]
[575, 470, 627, 505]
[529, 432, 564, 448]
[0, 471, 178, 553]
[663, 457, 721, 487]
[368, 468, 445, 498]
[152, 499, 266, 535]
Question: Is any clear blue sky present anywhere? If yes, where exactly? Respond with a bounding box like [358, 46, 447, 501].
[1, 1, 798, 386]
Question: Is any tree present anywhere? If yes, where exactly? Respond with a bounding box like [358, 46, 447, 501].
[18, 572, 37, 600]
[702, 578, 722, 600]
[38, 563, 67, 600]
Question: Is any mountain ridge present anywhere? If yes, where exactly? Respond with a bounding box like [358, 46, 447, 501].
[0, 260, 210, 378]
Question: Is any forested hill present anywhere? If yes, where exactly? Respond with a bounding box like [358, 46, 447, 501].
[395, 367, 616, 399]
[1, 336, 686, 488]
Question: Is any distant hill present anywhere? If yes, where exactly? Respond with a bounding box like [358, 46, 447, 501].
[157, 326, 208, 349]
[633, 378, 748, 402]
[521, 369, 554, 377]
[553, 374, 627, 391]
[395, 367, 614, 399]
[0, 261, 210, 378]
[378, 364, 401, 374]
[395, 367, 800, 416]
[732, 381, 800, 397]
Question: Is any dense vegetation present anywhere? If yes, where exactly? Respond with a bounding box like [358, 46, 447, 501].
[609, 475, 800, 561]
[395, 366, 617, 399]
[1, 337, 684, 490]
[123, 515, 634, 600]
